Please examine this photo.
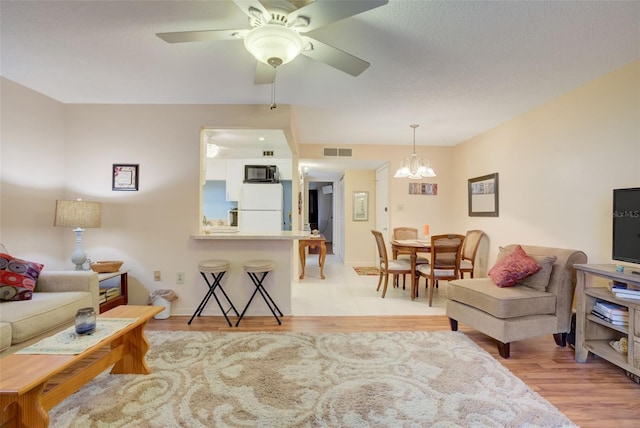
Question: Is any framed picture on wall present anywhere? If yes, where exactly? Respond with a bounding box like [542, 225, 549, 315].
[468, 173, 498, 217]
[112, 164, 139, 191]
[353, 191, 369, 221]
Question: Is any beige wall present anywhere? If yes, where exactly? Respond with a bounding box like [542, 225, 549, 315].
[452, 60, 640, 266]
[343, 169, 377, 265]
[0, 83, 301, 312]
[2, 58, 639, 314]
[299, 144, 456, 236]
[0, 79, 68, 267]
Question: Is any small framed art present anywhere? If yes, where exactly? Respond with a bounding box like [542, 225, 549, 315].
[112, 164, 139, 191]
[468, 173, 498, 217]
[353, 191, 369, 221]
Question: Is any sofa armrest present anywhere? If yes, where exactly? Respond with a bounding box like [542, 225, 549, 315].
[35, 271, 100, 312]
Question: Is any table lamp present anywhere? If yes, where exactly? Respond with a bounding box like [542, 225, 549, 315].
[423, 224, 430, 239]
[54, 199, 102, 270]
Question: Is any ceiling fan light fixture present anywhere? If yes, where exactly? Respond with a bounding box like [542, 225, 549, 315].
[244, 24, 303, 66]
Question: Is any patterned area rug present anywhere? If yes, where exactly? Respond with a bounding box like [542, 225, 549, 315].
[50, 331, 575, 427]
[353, 266, 380, 275]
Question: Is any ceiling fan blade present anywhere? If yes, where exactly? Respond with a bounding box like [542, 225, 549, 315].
[156, 29, 245, 43]
[232, 0, 270, 23]
[300, 36, 370, 76]
[254, 62, 275, 85]
[289, 0, 388, 32]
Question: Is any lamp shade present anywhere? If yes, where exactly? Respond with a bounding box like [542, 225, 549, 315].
[244, 24, 303, 66]
[54, 200, 102, 228]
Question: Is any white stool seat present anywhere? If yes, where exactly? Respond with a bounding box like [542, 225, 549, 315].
[199, 260, 230, 274]
[243, 259, 274, 273]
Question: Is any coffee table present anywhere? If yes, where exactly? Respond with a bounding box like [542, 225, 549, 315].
[0, 305, 162, 427]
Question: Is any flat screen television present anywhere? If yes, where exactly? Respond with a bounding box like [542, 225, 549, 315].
[612, 187, 640, 265]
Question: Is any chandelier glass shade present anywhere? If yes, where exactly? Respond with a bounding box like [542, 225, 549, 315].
[394, 124, 436, 179]
[244, 24, 303, 66]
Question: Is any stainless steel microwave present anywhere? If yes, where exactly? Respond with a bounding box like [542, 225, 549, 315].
[244, 165, 279, 183]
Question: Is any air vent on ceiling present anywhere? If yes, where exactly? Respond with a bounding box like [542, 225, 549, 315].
[262, 150, 274, 157]
[323, 148, 352, 157]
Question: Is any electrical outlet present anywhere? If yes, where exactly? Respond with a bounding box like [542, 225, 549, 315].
[176, 272, 185, 284]
[154, 271, 161, 281]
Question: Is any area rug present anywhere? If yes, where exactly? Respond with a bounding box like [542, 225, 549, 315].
[353, 266, 380, 275]
[49, 331, 575, 427]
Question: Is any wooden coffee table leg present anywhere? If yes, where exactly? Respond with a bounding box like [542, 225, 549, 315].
[2, 385, 49, 428]
[110, 324, 152, 375]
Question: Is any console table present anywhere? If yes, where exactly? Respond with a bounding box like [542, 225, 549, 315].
[98, 270, 128, 313]
[574, 263, 640, 381]
[299, 235, 326, 280]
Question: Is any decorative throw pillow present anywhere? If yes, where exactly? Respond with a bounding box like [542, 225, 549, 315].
[488, 245, 542, 287]
[518, 255, 557, 291]
[496, 247, 558, 291]
[0, 253, 44, 301]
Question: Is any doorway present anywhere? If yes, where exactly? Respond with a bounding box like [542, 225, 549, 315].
[308, 182, 334, 254]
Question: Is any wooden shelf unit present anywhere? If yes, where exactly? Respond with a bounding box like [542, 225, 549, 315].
[98, 270, 128, 313]
[574, 263, 640, 378]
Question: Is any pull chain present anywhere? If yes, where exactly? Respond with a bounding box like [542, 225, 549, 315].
[270, 67, 277, 110]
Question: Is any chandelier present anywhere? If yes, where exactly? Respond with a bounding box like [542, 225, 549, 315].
[393, 124, 436, 179]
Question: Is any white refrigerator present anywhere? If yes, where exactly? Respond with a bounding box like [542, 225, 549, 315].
[238, 183, 283, 232]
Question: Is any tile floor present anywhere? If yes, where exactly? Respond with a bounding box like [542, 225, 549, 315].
[292, 254, 447, 316]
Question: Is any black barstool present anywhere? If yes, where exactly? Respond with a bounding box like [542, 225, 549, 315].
[235, 259, 283, 326]
[189, 260, 238, 326]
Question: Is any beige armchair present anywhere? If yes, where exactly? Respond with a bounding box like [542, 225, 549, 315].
[446, 244, 587, 358]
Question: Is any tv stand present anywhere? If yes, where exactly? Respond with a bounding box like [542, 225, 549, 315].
[574, 264, 640, 381]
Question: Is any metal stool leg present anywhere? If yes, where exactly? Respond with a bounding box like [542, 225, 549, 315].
[235, 271, 282, 326]
[250, 272, 283, 321]
[189, 270, 238, 327]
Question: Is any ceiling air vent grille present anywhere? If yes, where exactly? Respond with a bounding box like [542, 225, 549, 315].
[262, 150, 274, 157]
[323, 148, 352, 157]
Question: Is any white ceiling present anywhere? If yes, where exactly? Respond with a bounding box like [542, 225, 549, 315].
[2, 1, 639, 179]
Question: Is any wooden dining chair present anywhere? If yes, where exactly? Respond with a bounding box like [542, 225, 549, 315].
[392, 227, 428, 289]
[371, 230, 412, 298]
[416, 234, 465, 306]
[460, 230, 487, 279]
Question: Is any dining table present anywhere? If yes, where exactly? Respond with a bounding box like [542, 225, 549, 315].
[391, 239, 431, 300]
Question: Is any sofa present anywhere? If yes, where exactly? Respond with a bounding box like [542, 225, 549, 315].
[446, 244, 587, 358]
[0, 270, 99, 356]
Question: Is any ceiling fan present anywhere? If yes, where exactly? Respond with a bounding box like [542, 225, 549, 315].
[156, 0, 388, 85]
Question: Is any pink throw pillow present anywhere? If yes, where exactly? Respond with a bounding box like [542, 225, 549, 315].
[488, 245, 542, 288]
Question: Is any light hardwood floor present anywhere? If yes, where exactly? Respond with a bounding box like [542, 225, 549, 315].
[147, 315, 640, 427]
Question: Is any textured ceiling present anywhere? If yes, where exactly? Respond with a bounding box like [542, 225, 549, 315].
[2, 0, 639, 153]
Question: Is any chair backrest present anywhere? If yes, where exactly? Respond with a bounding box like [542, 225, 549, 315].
[430, 234, 465, 276]
[461, 230, 486, 263]
[393, 227, 418, 240]
[371, 230, 389, 267]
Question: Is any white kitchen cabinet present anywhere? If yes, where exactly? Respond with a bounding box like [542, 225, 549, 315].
[225, 159, 243, 201]
[205, 159, 226, 181]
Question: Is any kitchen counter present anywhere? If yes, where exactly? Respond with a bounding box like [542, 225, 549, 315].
[191, 230, 309, 240]
[189, 230, 311, 319]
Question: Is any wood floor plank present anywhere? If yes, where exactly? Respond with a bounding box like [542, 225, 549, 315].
[147, 315, 640, 427]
